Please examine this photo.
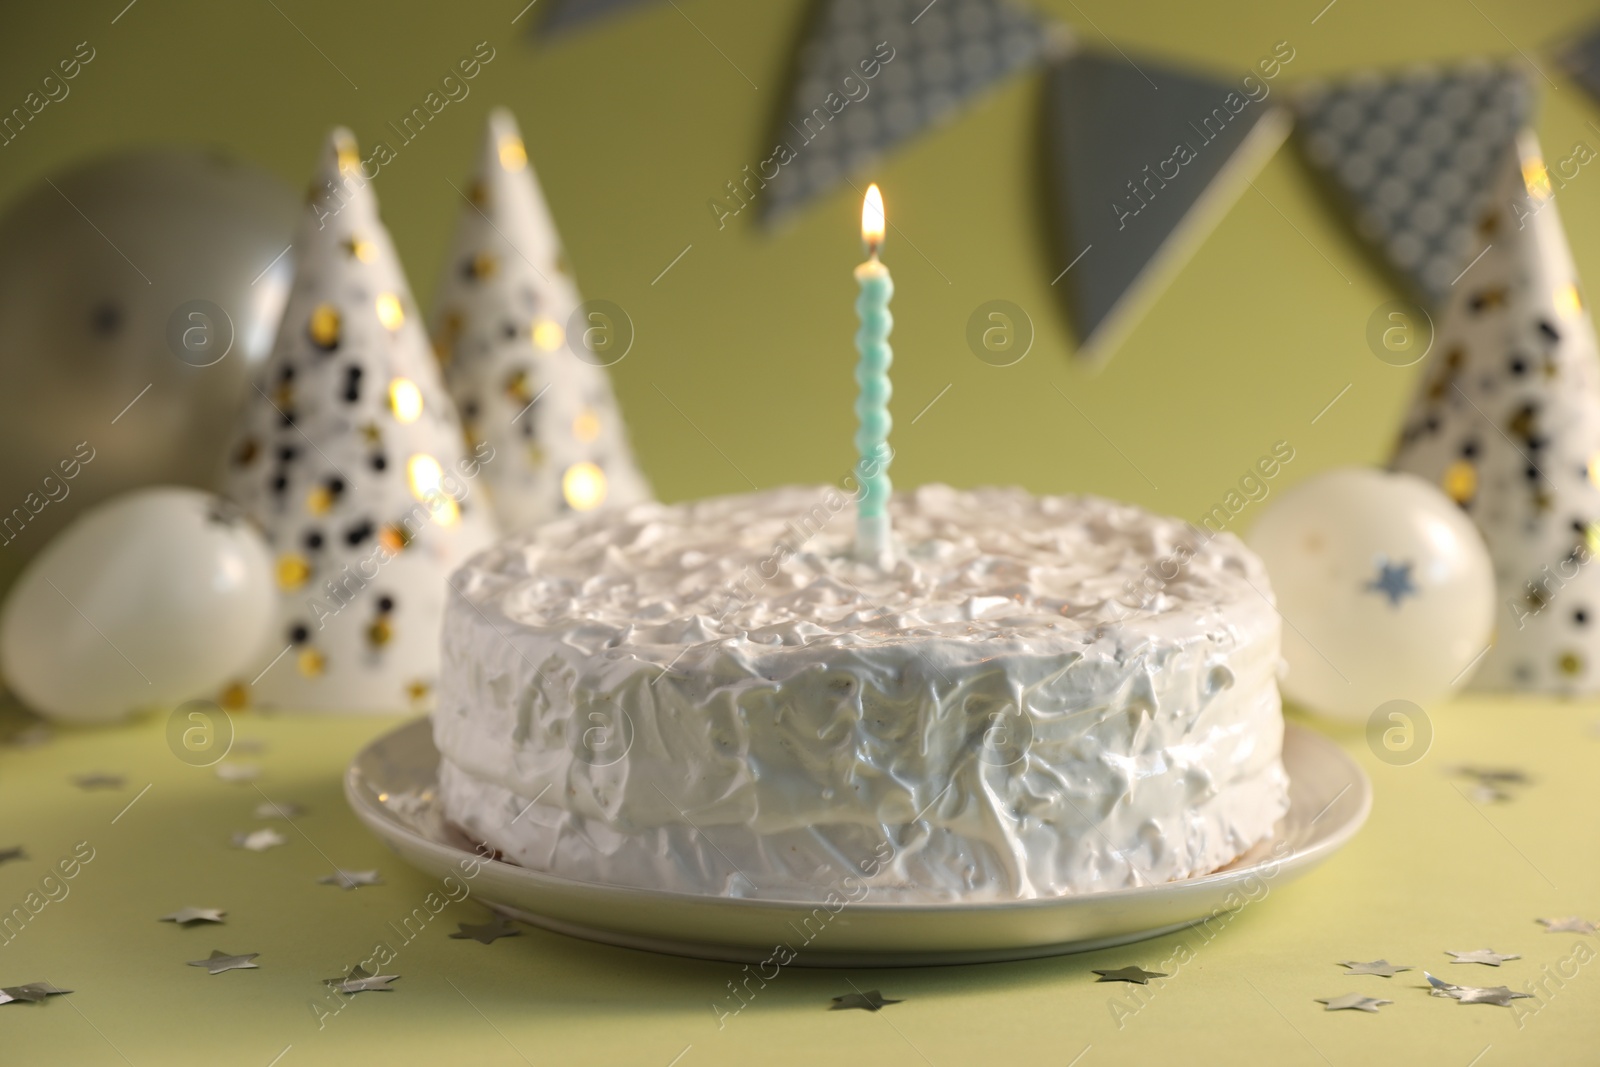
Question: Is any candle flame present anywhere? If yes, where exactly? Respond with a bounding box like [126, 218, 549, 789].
[861, 184, 885, 253]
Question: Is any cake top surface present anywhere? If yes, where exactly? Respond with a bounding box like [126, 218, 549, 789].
[452, 484, 1273, 660]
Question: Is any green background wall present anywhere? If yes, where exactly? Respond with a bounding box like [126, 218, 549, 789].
[3, 0, 1598, 528]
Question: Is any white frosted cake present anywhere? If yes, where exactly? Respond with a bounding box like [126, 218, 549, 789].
[432, 484, 1289, 903]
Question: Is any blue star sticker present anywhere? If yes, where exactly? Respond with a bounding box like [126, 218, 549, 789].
[1366, 559, 1418, 607]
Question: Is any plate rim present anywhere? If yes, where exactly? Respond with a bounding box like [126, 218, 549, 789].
[345, 718, 1371, 916]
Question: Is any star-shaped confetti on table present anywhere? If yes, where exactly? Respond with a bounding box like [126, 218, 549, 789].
[1537, 916, 1597, 935]
[1092, 966, 1168, 984]
[0, 846, 25, 866]
[1316, 993, 1393, 1013]
[253, 800, 304, 820]
[231, 828, 287, 852]
[71, 773, 124, 790]
[1447, 949, 1520, 966]
[1365, 559, 1418, 606]
[0, 982, 72, 1005]
[1339, 959, 1413, 977]
[318, 869, 383, 890]
[159, 907, 227, 926]
[187, 950, 259, 975]
[214, 762, 261, 783]
[830, 990, 901, 1012]
[323, 965, 399, 994]
[450, 918, 521, 944]
[1425, 972, 1532, 1007]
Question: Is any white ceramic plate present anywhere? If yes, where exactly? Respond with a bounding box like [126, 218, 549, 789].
[345, 719, 1370, 967]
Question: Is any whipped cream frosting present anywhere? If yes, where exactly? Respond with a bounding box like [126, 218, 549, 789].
[433, 484, 1289, 902]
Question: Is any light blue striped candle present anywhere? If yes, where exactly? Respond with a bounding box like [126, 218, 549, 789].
[854, 184, 893, 564]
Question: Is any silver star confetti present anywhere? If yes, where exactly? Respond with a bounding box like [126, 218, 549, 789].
[160, 907, 227, 925]
[1316, 993, 1393, 1013]
[830, 990, 901, 1011]
[187, 950, 259, 975]
[214, 762, 261, 783]
[450, 918, 520, 944]
[1092, 966, 1168, 984]
[0, 982, 72, 1005]
[1425, 972, 1532, 1007]
[253, 800, 304, 820]
[231, 828, 286, 852]
[323, 965, 399, 994]
[71, 773, 124, 790]
[0, 846, 25, 866]
[1339, 959, 1413, 977]
[1537, 916, 1597, 935]
[1447, 949, 1520, 966]
[318, 869, 382, 890]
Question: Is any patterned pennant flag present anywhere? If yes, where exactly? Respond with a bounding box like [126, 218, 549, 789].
[753, 0, 1055, 226]
[1044, 48, 1291, 358]
[1295, 65, 1531, 307]
[1391, 130, 1600, 693]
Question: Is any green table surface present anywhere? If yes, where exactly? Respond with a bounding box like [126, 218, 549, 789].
[1, 696, 1596, 1067]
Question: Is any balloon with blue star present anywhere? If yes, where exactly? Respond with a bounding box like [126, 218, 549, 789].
[1247, 468, 1495, 720]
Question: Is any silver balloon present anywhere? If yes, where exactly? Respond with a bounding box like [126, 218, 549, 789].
[0, 150, 298, 594]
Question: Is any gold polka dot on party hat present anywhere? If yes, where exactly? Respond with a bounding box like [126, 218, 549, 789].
[276, 554, 311, 589]
[573, 408, 601, 443]
[360, 421, 382, 445]
[306, 485, 334, 515]
[219, 681, 249, 710]
[389, 377, 423, 423]
[342, 236, 377, 263]
[379, 523, 410, 554]
[532, 319, 564, 352]
[504, 369, 533, 404]
[234, 439, 259, 466]
[1522, 155, 1554, 201]
[498, 136, 528, 171]
[376, 293, 405, 331]
[335, 138, 360, 176]
[468, 252, 498, 280]
[562, 461, 607, 511]
[407, 454, 443, 503]
[406, 679, 432, 704]
[367, 618, 393, 647]
[431, 496, 460, 527]
[1557, 284, 1584, 320]
[1559, 651, 1584, 676]
[1442, 461, 1477, 504]
[298, 649, 326, 677]
[309, 304, 341, 349]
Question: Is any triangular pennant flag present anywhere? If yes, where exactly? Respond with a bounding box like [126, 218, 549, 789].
[536, 0, 663, 38]
[1296, 65, 1531, 307]
[1391, 130, 1600, 693]
[222, 129, 497, 712]
[1556, 22, 1600, 103]
[1044, 49, 1290, 358]
[754, 0, 1055, 226]
[431, 109, 651, 533]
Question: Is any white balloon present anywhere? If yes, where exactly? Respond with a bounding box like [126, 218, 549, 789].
[1246, 467, 1495, 720]
[1, 488, 274, 724]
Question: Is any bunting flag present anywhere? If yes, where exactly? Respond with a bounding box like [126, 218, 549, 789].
[1295, 65, 1531, 307]
[222, 129, 497, 713]
[1390, 130, 1600, 694]
[431, 109, 652, 533]
[1043, 48, 1291, 358]
[1556, 22, 1600, 103]
[754, 0, 1056, 226]
[535, 0, 663, 38]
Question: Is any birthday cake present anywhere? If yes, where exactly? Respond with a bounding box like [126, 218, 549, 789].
[431, 483, 1289, 903]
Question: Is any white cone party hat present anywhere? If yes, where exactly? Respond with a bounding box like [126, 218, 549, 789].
[431, 108, 650, 532]
[1391, 130, 1600, 693]
[222, 129, 497, 712]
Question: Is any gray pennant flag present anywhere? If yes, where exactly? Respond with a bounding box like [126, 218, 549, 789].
[1295, 65, 1532, 307]
[1044, 48, 1290, 358]
[751, 0, 1058, 227]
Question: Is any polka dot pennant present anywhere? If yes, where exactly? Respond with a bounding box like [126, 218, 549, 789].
[221, 127, 496, 712]
[430, 107, 651, 533]
[1391, 130, 1600, 694]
